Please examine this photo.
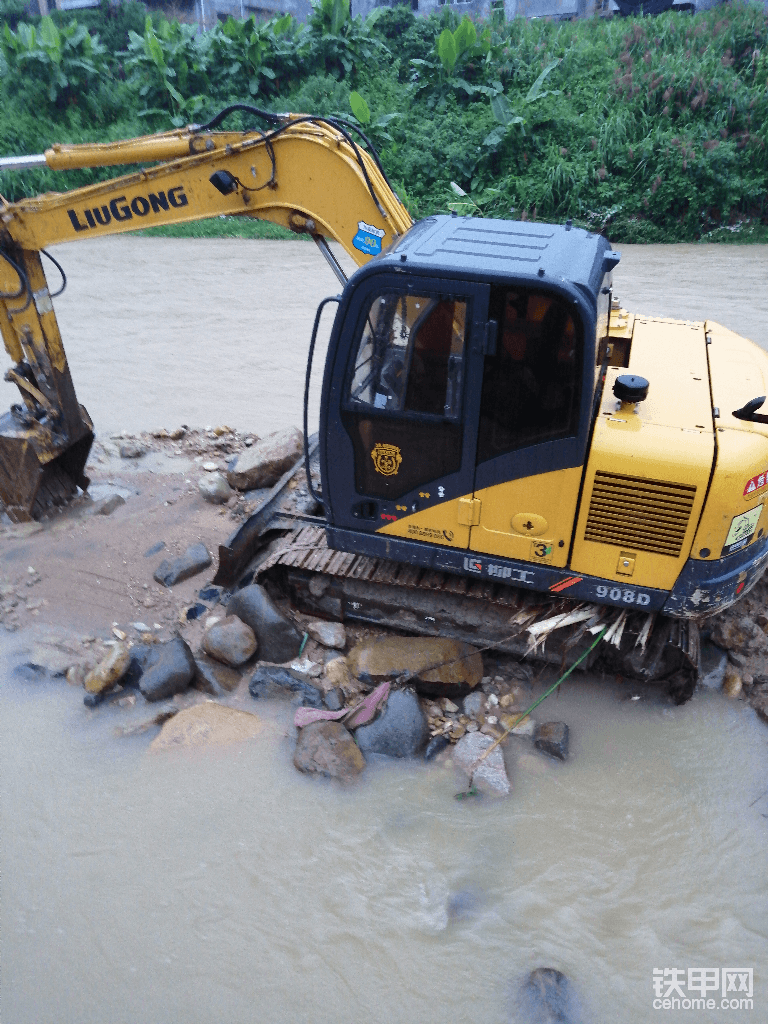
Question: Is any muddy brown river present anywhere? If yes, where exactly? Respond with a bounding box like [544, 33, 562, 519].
[2, 239, 768, 1023]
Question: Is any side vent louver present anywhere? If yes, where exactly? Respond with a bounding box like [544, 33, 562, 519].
[584, 472, 696, 557]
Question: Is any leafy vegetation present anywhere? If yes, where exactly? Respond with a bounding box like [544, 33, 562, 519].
[1, 0, 766, 242]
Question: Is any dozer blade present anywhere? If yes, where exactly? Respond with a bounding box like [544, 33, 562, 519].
[0, 406, 93, 522]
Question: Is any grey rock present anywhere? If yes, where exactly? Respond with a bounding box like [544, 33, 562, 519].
[227, 584, 303, 662]
[138, 637, 196, 702]
[307, 619, 347, 650]
[453, 731, 511, 795]
[520, 968, 578, 1024]
[354, 687, 429, 758]
[198, 472, 233, 505]
[202, 616, 257, 667]
[293, 720, 365, 782]
[227, 426, 303, 491]
[93, 494, 126, 516]
[324, 686, 344, 711]
[728, 650, 748, 669]
[144, 541, 165, 557]
[119, 440, 146, 459]
[193, 654, 242, 695]
[699, 642, 728, 689]
[154, 542, 212, 587]
[534, 721, 569, 762]
[462, 690, 484, 718]
[248, 664, 324, 707]
[424, 734, 450, 761]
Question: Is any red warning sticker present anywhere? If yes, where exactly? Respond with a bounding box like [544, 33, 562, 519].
[743, 471, 768, 497]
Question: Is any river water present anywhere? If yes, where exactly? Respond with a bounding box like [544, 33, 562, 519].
[2, 239, 768, 1022]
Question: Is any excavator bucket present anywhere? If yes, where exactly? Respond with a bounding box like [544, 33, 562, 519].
[0, 244, 94, 522]
[0, 407, 93, 522]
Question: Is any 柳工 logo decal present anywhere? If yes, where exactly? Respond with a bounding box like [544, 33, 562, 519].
[371, 443, 402, 476]
[549, 575, 582, 593]
[353, 220, 386, 256]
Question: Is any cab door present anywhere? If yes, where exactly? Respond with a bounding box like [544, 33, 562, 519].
[467, 284, 594, 569]
[323, 274, 489, 550]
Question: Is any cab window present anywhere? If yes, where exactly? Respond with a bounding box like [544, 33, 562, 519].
[477, 287, 583, 463]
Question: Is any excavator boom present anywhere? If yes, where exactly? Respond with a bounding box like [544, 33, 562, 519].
[0, 110, 411, 520]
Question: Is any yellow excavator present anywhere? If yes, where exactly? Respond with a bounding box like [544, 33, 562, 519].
[3, 105, 768, 699]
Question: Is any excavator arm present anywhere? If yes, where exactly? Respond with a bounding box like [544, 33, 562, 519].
[0, 109, 413, 520]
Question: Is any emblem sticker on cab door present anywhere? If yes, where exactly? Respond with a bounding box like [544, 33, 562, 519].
[722, 505, 763, 556]
[371, 443, 402, 476]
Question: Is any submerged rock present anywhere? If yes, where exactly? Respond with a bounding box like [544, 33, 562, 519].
[293, 720, 365, 782]
[227, 584, 303, 663]
[534, 722, 569, 762]
[248, 664, 324, 707]
[150, 703, 266, 751]
[92, 494, 126, 517]
[453, 731, 511, 796]
[519, 967, 579, 1024]
[346, 636, 483, 698]
[139, 637, 197, 702]
[354, 687, 429, 758]
[153, 543, 212, 587]
[202, 616, 257, 667]
[424, 734, 450, 761]
[227, 426, 303, 490]
[84, 643, 130, 695]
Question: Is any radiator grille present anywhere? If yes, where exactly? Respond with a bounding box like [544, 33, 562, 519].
[584, 471, 696, 557]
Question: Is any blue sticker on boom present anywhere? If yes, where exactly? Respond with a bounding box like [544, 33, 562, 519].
[353, 220, 385, 256]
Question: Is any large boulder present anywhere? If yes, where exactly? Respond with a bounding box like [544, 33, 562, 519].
[153, 543, 212, 587]
[346, 636, 482, 698]
[248, 664, 324, 707]
[353, 687, 429, 758]
[226, 426, 303, 491]
[227, 584, 303, 663]
[293, 721, 365, 782]
[202, 616, 258, 667]
[138, 637, 197, 702]
[150, 703, 267, 751]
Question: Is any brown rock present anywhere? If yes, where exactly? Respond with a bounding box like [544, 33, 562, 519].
[84, 643, 130, 694]
[346, 636, 482, 698]
[722, 665, 743, 698]
[293, 720, 366, 782]
[202, 616, 258, 667]
[194, 654, 242, 694]
[150, 703, 267, 751]
[323, 656, 354, 692]
[226, 426, 303, 490]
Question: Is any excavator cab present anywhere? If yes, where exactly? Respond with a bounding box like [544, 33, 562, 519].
[320, 215, 616, 590]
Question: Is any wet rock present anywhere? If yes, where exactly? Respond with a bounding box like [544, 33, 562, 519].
[323, 656, 354, 692]
[306, 620, 347, 650]
[144, 541, 165, 557]
[227, 584, 302, 663]
[534, 722, 569, 761]
[324, 686, 344, 711]
[185, 603, 207, 622]
[424, 734, 450, 761]
[12, 662, 51, 682]
[346, 636, 482, 699]
[710, 614, 767, 654]
[194, 654, 242, 695]
[293, 720, 365, 782]
[198, 472, 233, 505]
[202, 616, 257, 667]
[722, 665, 743, 698]
[154, 543, 212, 587]
[506, 715, 535, 737]
[84, 643, 131, 695]
[139, 637, 196, 702]
[119, 440, 145, 459]
[453, 732, 511, 796]
[354, 687, 429, 758]
[92, 494, 126, 517]
[728, 650, 748, 669]
[248, 664, 324, 707]
[520, 967, 577, 1024]
[699, 642, 728, 689]
[151, 703, 267, 751]
[227, 426, 303, 491]
[198, 585, 223, 605]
